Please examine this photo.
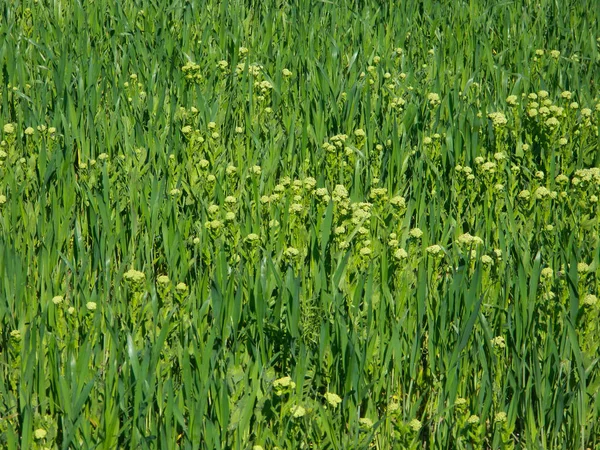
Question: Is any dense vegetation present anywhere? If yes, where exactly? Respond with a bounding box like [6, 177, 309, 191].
[1, 0, 599, 448]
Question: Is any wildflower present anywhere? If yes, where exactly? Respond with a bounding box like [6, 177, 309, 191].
[253, 446, 265, 450]
[3, 123, 15, 134]
[545, 117, 560, 128]
[52, 295, 64, 304]
[506, 95, 518, 106]
[124, 269, 145, 284]
[34, 429, 47, 440]
[224, 195, 237, 205]
[244, 233, 259, 244]
[334, 226, 346, 235]
[157, 275, 170, 284]
[467, 415, 480, 425]
[409, 228, 423, 239]
[481, 161, 497, 173]
[494, 249, 502, 260]
[408, 418, 422, 432]
[324, 392, 342, 407]
[583, 294, 598, 306]
[10, 330, 21, 340]
[494, 412, 508, 423]
[207, 205, 220, 217]
[181, 125, 192, 134]
[359, 418, 374, 429]
[577, 262, 589, 274]
[332, 184, 349, 201]
[457, 233, 483, 245]
[289, 202, 306, 215]
[541, 268, 553, 280]
[426, 244, 443, 256]
[359, 247, 372, 257]
[175, 282, 188, 293]
[273, 376, 295, 390]
[169, 188, 181, 196]
[534, 187, 551, 199]
[488, 112, 508, 127]
[225, 211, 235, 221]
[491, 336, 506, 349]
[550, 50, 560, 59]
[427, 92, 441, 107]
[25, 126, 34, 135]
[481, 255, 493, 265]
[354, 128, 366, 139]
[370, 187, 388, 199]
[387, 401, 400, 413]
[282, 68, 293, 77]
[86, 302, 97, 311]
[390, 195, 406, 208]
[226, 165, 237, 176]
[284, 247, 300, 259]
[455, 397, 468, 408]
[394, 248, 408, 260]
[518, 190, 531, 200]
[0, 195, 6, 205]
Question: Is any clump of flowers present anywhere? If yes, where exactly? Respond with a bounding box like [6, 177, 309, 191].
[124, 269, 146, 285]
[273, 376, 296, 395]
[427, 92, 441, 107]
[324, 392, 342, 407]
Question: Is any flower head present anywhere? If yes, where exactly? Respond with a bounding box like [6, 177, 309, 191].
[124, 269, 145, 284]
[467, 415, 480, 424]
[324, 392, 342, 407]
[409, 228, 423, 239]
[394, 248, 408, 260]
[426, 244, 443, 256]
[34, 429, 47, 440]
[408, 418, 422, 432]
[290, 405, 306, 418]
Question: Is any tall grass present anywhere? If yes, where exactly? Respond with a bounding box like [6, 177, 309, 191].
[1, 0, 599, 448]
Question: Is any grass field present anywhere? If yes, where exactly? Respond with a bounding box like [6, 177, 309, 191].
[1, 0, 600, 448]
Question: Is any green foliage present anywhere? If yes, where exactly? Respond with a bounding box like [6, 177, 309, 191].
[1, 0, 599, 448]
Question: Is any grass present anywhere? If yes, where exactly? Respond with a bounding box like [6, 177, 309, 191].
[1, 0, 599, 448]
